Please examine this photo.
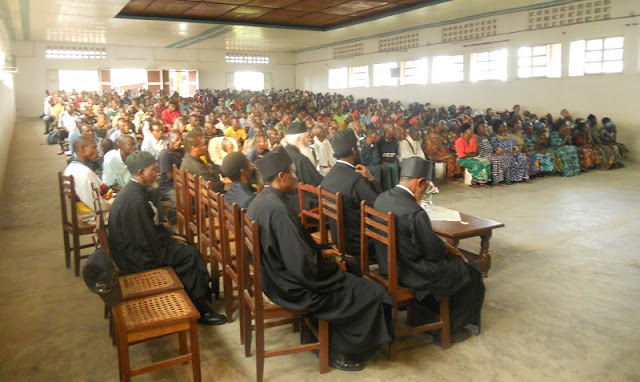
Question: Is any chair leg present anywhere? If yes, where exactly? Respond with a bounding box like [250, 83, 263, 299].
[179, 331, 189, 364]
[211, 259, 220, 300]
[118, 336, 131, 382]
[223, 274, 234, 322]
[256, 318, 264, 382]
[63, 230, 71, 268]
[72, 233, 81, 277]
[318, 320, 330, 374]
[190, 322, 202, 382]
[243, 301, 253, 357]
[439, 298, 451, 350]
[239, 288, 245, 345]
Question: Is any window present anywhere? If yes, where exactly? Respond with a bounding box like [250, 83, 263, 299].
[470, 48, 508, 82]
[400, 58, 428, 85]
[517, 44, 562, 78]
[569, 36, 623, 76]
[58, 70, 100, 92]
[225, 52, 269, 64]
[46, 47, 106, 60]
[431, 55, 464, 83]
[349, 65, 369, 88]
[328, 67, 347, 89]
[373, 62, 398, 87]
[234, 71, 264, 91]
[110, 69, 148, 91]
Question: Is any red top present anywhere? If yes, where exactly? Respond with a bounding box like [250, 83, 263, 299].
[161, 109, 181, 126]
[455, 136, 477, 158]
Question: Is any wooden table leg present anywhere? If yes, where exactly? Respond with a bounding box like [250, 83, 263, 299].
[446, 238, 460, 247]
[479, 231, 492, 278]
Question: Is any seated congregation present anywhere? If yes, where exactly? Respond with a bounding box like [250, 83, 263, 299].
[55, 87, 627, 379]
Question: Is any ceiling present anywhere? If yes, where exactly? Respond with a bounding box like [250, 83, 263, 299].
[0, 0, 571, 52]
[117, 0, 439, 31]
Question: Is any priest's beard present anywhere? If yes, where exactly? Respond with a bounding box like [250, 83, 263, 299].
[299, 144, 316, 165]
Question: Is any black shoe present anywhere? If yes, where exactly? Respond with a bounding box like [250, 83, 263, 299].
[329, 357, 365, 371]
[197, 311, 228, 326]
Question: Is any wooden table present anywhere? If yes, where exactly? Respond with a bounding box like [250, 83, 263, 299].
[431, 213, 504, 277]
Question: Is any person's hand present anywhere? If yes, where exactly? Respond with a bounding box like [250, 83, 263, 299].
[355, 164, 374, 181]
[496, 148, 504, 155]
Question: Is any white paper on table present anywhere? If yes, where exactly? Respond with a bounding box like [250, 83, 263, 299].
[424, 205, 461, 222]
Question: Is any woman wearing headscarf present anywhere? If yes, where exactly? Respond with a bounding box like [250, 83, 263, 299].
[523, 121, 553, 174]
[600, 118, 628, 163]
[490, 120, 529, 183]
[509, 119, 538, 177]
[425, 120, 461, 179]
[548, 120, 580, 177]
[455, 123, 491, 187]
[475, 120, 510, 185]
[572, 120, 596, 171]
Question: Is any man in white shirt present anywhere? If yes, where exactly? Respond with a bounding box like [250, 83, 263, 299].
[208, 136, 237, 166]
[398, 127, 426, 164]
[102, 135, 137, 192]
[62, 135, 113, 224]
[311, 125, 335, 176]
[109, 118, 137, 143]
[140, 121, 167, 159]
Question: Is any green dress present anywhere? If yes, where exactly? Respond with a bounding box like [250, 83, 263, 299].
[549, 131, 581, 177]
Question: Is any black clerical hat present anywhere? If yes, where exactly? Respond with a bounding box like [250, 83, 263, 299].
[330, 128, 358, 158]
[286, 121, 307, 135]
[221, 151, 247, 180]
[125, 151, 156, 175]
[400, 157, 434, 181]
[255, 146, 292, 180]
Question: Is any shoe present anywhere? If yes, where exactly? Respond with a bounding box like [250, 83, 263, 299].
[197, 311, 228, 326]
[329, 357, 365, 371]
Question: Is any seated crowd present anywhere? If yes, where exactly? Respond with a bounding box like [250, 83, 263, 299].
[54, 87, 627, 372]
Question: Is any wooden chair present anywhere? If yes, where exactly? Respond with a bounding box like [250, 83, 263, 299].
[360, 200, 451, 361]
[316, 186, 343, 250]
[197, 178, 222, 300]
[113, 289, 202, 382]
[185, 170, 200, 245]
[220, 197, 241, 323]
[58, 172, 96, 277]
[239, 210, 330, 382]
[297, 183, 320, 231]
[172, 164, 187, 238]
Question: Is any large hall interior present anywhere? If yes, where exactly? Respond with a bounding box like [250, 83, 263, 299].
[0, 0, 639, 381]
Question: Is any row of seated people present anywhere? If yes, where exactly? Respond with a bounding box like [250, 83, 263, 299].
[62, 124, 484, 372]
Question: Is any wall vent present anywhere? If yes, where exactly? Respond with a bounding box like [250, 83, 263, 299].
[442, 18, 497, 43]
[333, 43, 364, 59]
[527, 0, 611, 30]
[378, 32, 419, 52]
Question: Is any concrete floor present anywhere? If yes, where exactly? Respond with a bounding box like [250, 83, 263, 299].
[1, 118, 639, 382]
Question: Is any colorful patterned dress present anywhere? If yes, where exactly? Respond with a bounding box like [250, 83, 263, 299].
[489, 134, 529, 182]
[524, 133, 555, 173]
[455, 136, 491, 184]
[573, 132, 596, 171]
[549, 131, 581, 177]
[426, 132, 461, 178]
[478, 135, 510, 184]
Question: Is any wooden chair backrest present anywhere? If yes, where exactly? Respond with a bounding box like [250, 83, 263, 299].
[360, 200, 399, 303]
[317, 186, 344, 252]
[297, 183, 320, 229]
[91, 186, 112, 258]
[241, 210, 260, 310]
[221, 197, 241, 270]
[197, 178, 220, 260]
[185, 170, 199, 243]
[172, 164, 187, 236]
[58, 172, 80, 230]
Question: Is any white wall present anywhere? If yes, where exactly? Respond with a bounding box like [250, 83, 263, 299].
[0, 20, 16, 200]
[295, 0, 640, 158]
[13, 43, 296, 117]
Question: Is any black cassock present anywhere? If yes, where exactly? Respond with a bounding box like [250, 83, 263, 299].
[247, 187, 394, 360]
[320, 161, 381, 257]
[284, 144, 324, 212]
[108, 181, 211, 303]
[374, 186, 485, 333]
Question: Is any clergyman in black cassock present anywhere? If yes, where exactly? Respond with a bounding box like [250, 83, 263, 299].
[108, 151, 227, 325]
[249, 147, 394, 370]
[374, 157, 485, 341]
[321, 128, 381, 257]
